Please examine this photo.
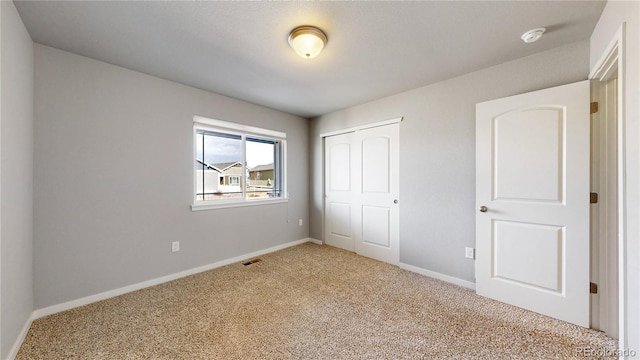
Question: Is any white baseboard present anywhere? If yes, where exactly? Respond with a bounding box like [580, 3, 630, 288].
[7, 312, 35, 360]
[399, 262, 476, 291]
[308, 238, 323, 245]
[33, 238, 314, 320]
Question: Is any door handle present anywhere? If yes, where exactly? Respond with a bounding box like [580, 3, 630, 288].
[394, 199, 398, 204]
[479, 206, 488, 212]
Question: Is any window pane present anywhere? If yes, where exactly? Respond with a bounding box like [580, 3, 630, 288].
[196, 130, 243, 201]
[246, 137, 280, 199]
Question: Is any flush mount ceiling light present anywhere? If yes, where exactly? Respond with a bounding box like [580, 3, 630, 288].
[288, 26, 328, 59]
[521, 28, 546, 43]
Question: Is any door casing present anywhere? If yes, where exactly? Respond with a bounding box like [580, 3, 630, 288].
[588, 23, 626, 345]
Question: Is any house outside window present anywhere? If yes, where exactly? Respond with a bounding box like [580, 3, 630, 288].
[193, 116, 286, 210]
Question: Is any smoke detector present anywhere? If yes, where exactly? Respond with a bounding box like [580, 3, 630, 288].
[521, 28, 546, 43]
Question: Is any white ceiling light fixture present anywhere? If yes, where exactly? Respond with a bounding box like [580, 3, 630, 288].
[521, 28, 546, 43]
[288, 26, 328, 59]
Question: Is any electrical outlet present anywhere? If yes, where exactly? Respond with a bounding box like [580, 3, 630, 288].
[465, 247, 475, 259]
[298, 219, 303, 226]
[172, 241, 180, 253]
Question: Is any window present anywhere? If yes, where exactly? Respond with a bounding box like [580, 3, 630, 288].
[193, 116, 286, 210]
[228, 176, 240, 186]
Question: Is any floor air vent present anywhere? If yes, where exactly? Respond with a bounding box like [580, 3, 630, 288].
[243, 258, 262, 266]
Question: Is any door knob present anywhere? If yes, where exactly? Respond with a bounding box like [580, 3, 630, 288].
[394, 199, 398, 204]
[479, 206, 488, 212]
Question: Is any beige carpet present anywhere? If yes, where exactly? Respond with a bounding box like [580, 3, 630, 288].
[18, 243, 615, 359]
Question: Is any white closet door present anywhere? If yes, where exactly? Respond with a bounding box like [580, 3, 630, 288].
[324, 132, 356, 251]
[354, 124, 400, 265]
[324, 123, 400, 265]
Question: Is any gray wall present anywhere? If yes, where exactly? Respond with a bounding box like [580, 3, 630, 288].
[309, 40, 590, 283]
[589, 0, 640, 351]
[33, 45, 309, 309]
[1, 1, 34, 358]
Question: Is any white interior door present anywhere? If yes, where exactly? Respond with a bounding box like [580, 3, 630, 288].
[476, 80, 590, 327]
[354, 125, 400, 264]
[324, 123, 400, 265]
[324, 132, 356, 252]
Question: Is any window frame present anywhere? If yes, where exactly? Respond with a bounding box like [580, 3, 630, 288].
[228, 175, 240, 186]
[192, 116, 287, 211]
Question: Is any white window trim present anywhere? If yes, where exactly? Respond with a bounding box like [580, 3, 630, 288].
[194, 115, 286, 140]
[192, 116, 287, 211]
[192, 198, 289, 211]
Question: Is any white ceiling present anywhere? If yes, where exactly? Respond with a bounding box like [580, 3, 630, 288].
[14, 1, 606, 118]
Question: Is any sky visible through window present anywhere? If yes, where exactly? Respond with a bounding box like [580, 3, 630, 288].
[196, 132, 274, 168]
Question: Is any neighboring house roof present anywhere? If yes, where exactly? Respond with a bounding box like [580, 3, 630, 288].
[250, 163, 274, 172]
[196, 159, 219, 172]
[214, 162, 242, 172]
[196, 160, 242, 172]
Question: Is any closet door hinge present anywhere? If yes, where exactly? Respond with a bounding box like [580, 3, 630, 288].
[590, 282, 598, 294]
[590, 102, 599, 114]
[590, 192, 598, 204]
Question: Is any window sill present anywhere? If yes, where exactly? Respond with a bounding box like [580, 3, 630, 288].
[191, 198, 288, 211]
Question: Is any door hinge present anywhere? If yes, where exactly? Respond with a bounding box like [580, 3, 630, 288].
[590, 192, 598, 204]
[590, 282, 598, 294]
[590, 102, 599, 114]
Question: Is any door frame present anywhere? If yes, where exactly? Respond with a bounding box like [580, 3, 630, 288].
[320, 117, 403, 247]
[588, 23, 626, 348]
[590, 76, 620, 337]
